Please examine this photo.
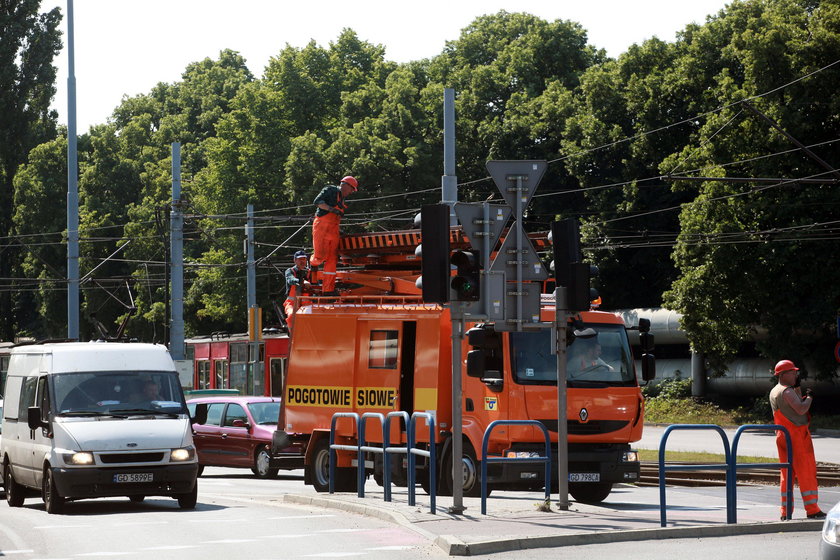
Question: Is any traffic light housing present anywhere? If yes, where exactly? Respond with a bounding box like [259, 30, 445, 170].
[551, 219, 594, 312]
[450, 249, 481, 301]
[417, 204, 450, 304]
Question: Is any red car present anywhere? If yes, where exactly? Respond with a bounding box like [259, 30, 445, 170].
[187, 396, 301, 478]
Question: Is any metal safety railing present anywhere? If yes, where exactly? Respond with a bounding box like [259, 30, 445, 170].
[481, 419, 551, 515]
[329, 410, 437, 514]
[728, 424, 793, 523]
[658, 423, 792, 526]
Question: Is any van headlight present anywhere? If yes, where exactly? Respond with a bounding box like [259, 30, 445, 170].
[63, 452, 94, 465]
[170, 447, 195, 462]
[824, 507, 840, 545]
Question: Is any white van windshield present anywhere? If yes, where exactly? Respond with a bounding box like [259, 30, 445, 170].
[53, 371, 187, 416]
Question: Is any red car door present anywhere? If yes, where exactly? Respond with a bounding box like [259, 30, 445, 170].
[219, 402, 252, 467]
[193, 402, 226, 466]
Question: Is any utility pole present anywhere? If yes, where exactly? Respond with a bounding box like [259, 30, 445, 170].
[169, 143, 184, 360]
[66, 0, 79, 339]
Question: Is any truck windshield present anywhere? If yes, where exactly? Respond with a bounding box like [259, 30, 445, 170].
[52, 371, 187, 415]
[510, 325, 636, 387]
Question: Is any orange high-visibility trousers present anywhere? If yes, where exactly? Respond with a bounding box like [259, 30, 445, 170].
[311, 212, 340, 293]
[774, 409, 820, 517]
[283, 285, 304, 332]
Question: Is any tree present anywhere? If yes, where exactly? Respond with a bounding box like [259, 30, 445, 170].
[0, 0, 62, 339]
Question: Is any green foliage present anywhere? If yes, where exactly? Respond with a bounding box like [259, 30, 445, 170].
[642, 377, 693, 400]
[5, 1, 840, 363]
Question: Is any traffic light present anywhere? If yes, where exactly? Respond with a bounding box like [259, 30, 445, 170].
[551, 219, 595, 312]
[416, 204, 450, 304]
[450, 249, 481, 301]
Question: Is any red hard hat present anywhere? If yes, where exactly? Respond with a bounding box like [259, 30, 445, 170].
[340, 176, 358, 191]
[773, 359, 799, 376]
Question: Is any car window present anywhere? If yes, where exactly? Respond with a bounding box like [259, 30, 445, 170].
[205, 403, 224, 426]
[223, 403, 247, 427]
[187, 403, 196, 416]
[247, 401, 280, 424]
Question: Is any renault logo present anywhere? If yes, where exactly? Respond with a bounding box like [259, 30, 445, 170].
[579, 408, 589, 423]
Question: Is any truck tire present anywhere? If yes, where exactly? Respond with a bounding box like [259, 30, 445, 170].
[4, 461, 25, 507]
[251, 445, 279, 479]
[438, 439, 483, 498]
[569, 482, 612, 504]
[42, 467, 65, 514]
[309, 439, 356, 493]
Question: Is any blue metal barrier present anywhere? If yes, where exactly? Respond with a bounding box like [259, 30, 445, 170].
[407, 412, 437, 513]
[358, 412, 386, 498]
[658, 424, 731, 526]
[382, 411, 410, 503]
[481, 420, 551, 515]
[329, 410, 437, 513]
[728, 424, 793, 522]
[329, 412, 360, 494]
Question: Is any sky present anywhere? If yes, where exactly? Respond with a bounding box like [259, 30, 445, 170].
[43, 0, 732, 132]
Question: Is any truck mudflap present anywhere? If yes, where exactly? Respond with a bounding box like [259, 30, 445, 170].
[485, 443, 640, 488]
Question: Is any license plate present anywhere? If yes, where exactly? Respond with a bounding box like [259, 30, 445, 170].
[113, 473, 153, 483]
[569, 473, 600, 482]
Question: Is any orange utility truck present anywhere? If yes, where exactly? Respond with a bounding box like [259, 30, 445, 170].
[273, 228, 652, 503]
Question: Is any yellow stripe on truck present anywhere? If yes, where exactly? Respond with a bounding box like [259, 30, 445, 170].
[286, 385, 353, 407]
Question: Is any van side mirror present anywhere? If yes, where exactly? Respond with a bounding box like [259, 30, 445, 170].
[28, 406, 46, 430]
[191, 403, 208, 425]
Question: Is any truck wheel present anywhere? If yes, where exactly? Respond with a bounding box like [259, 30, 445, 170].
[177, 482, 198, 509]
[251, 445, 279, 479]
[309, 439, 356, 493]
[438, 439, 484, 498]
[5, 462, 25, 507]
[569, 482, 612, 504]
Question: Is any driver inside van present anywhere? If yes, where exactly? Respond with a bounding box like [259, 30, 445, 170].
[131, 379, 162, 402]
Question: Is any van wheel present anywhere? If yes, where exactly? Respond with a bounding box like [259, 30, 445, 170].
[569, 482, 612, 504]
[177, 482, 198, 509]
[5, 462, 25, 507]
[251, 445, 279, 479]
[128, 495, 145, 503]
[43, 467, 65, 514]
[309, 439, 356, 493]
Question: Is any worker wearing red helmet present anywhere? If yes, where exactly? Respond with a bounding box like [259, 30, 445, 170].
[769, 359, 825, 520]
[310, 176, 358, 295]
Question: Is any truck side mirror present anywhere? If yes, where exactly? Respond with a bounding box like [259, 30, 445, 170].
[28, 406, 46, 430]
[466, 349, 485, 378]
[641, 354, 655, 382]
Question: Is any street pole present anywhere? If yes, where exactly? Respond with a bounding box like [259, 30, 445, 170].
[66, 0, 79, 339]
[450, 311, 465, 514]
[555, 286, 569, 510]
[169, 143, 184, 360]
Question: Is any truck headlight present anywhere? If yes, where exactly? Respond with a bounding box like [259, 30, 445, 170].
[170, 447, 195, 462]
[623, 450, 639, 463]
[63, 452, 94, 465]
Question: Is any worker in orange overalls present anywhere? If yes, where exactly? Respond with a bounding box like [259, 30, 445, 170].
[282, 250, 311, 331]
[310, 176, 358, 295]
[769, 359, 825, 520]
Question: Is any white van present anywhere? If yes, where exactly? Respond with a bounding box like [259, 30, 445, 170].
[0, 342, 199, 513]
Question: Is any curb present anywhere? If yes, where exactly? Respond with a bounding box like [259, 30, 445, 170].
[284, 494, 823, 556]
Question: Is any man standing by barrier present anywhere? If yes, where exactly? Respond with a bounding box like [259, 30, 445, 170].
[769, 359, 826, 520]
[310, 176, 358, 295]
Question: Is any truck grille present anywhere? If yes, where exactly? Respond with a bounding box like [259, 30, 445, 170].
[568, 420, 628, 435]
